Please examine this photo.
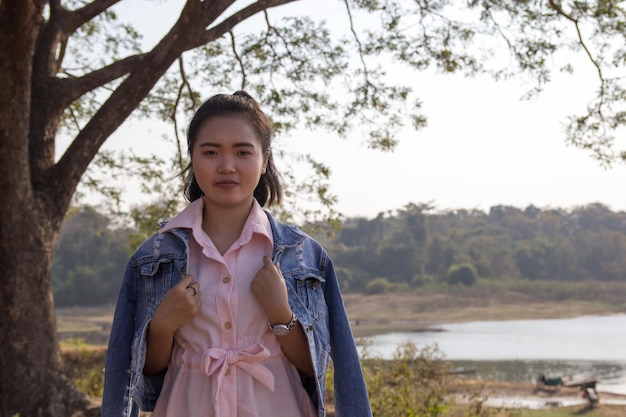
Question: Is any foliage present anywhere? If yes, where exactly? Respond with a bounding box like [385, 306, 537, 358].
[362, 342, 497, 417]
[52, 206, 129, 306]
[366, 277, 394, 294]
[325, 202, 626, 291]
[78, 149, 186, 251]
[364, 343, 451, 416]
[447, 263, 478, 286]
[60, 338, 106, 398]
[51, 202, 626, 306]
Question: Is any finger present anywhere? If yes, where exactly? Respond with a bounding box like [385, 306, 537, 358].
[179, 274, 195, 287]
[186, 284, 199, 296]
[262, 255, 273, 268]
[183, 279, 200, 295]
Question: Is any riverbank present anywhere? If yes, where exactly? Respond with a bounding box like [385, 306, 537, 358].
[455, 378, 626, 409]
[342, 292, 626, 338]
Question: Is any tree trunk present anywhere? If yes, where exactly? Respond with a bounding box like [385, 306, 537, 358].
[0, 202, 90, 416]
[0, 2, 89, 416]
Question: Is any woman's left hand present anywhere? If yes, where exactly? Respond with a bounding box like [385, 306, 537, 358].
[251, 256, 315, 377]
[250, 256, 292, 324]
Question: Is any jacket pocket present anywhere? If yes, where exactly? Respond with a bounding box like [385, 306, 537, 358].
[138, 258, 175, 310]
[288, 270, 326, 322]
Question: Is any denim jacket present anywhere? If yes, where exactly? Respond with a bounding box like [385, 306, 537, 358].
[102, 210, 372, 417]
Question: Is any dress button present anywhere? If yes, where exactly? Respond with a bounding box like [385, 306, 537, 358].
[312, 281, 319, 289]
[223, 276, 231, 283]
[307, 325, 313, 332]
[224, 322, 232, 329]
[225, 369, 231, 376]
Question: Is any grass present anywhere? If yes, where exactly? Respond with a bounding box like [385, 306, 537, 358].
[57, 305, 114, 347]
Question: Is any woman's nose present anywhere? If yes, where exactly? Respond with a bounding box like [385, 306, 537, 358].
[218, 155, 235, 172]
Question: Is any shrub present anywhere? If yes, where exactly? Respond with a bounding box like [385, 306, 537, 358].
[362, 343, 451, 416]
[411, 274, 437, 287]
[61, 338, 106, 397]
[360, 342, 501, 417]
[446, 263, 478, 286]
[366, 277, 393, 294]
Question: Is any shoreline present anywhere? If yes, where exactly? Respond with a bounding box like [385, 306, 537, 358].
[454, 379, 626, 410]
[342, 293, 626, 338]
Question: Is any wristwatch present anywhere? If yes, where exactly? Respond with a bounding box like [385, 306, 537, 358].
[268, 312, 297, 336]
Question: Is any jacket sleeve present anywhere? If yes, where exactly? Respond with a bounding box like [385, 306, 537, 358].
[323, 253, 373, 417]
[102, 261, 140, 417]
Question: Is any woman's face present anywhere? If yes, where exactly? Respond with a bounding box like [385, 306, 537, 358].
[191, 115, 268, 211]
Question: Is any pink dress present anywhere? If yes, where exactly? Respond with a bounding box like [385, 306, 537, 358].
[152, 199, 317, 417]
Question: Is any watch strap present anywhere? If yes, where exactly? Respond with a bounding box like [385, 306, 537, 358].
[268, 312, 297, 336]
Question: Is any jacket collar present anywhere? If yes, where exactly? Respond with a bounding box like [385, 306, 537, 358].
[263, 210, 306, 250]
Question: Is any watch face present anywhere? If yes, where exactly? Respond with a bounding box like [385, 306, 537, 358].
[271, 324, 290, 336]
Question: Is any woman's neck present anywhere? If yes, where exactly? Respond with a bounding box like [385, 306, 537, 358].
[202, 199, 253, 255]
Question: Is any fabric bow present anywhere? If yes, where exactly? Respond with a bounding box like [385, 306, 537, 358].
[202, 343, 275, 393]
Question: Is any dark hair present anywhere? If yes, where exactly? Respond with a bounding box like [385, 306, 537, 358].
[183, 91, 283, 207]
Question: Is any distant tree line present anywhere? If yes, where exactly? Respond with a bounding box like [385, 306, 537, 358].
[52, 206, 130, 307]
[52, 202, 626, 306]
[321, 202, 626, 293]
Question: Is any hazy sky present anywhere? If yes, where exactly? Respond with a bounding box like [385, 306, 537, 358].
[99, 1, 626, 219]
[283, 67, 626, 218]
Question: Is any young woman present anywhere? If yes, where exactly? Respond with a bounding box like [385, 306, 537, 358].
[102, 91, 372, 417]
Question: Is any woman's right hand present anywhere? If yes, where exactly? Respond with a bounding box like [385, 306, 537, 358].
[151, 274, 202, 333]
[144, 274, 201, 376]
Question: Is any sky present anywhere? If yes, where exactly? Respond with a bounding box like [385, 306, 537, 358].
[285, 68, 626, 218]
[98, 0, 626, 219]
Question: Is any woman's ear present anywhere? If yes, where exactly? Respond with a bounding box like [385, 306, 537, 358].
[262, 150, 271, 173]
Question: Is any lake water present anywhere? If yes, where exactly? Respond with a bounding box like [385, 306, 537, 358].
[360, 314, 626, 395]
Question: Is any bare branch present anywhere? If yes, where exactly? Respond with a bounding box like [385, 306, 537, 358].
[230, 31, 247, 90]
[343, 0, 371, 87]
[547, 0, 606, 111]
[171, 57, 194, 173]
[261, 9, 298, 79]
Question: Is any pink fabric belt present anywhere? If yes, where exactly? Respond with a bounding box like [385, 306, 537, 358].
[201, 343, 275, 393]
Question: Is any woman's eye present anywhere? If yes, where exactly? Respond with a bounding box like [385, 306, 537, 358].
[238, 151, 251, 156]
[204, 150, 217, 156]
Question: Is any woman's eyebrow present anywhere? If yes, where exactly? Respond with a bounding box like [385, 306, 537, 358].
[197, 141, 256, 148]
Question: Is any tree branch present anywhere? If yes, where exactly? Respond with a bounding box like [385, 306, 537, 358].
[229, 31, 248, 90]
[193, 0, 297, 49]
[171, 57, 194, 173]
[343, 0, 371, 88]
[60, 0, 122, 34]
[46, 0, 122, 73]
[54, 53, 147, 108]
[547, 0, 606, 112]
